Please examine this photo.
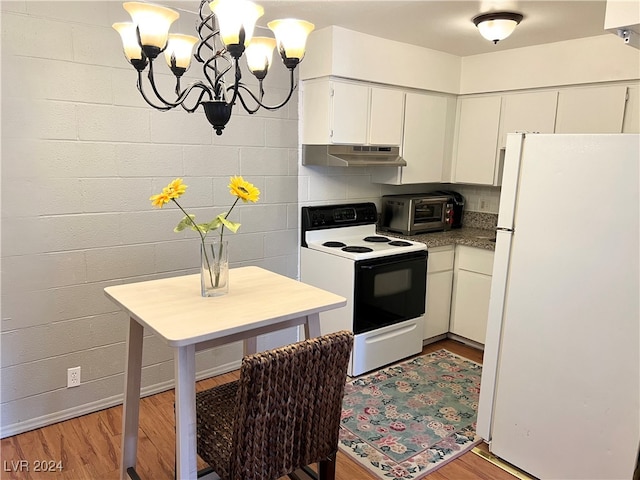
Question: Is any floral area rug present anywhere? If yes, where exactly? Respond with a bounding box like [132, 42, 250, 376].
[339, 349, 483, 479]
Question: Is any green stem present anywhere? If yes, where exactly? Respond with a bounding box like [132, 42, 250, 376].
[214, 197, 239, 287]
[172, 199, 214, 287]
[219, 196, 240, 244]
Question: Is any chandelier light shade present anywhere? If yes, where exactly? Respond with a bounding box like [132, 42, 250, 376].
[472, 12, 523, 44]
[268, 19, 316, 67]
[245, 36, 277, 79]
[123, 2, 179, 56]
[112, 22, 145, 63]
[113, 0, 314, 135]
[164, 34, 199, 72]
[209, 0, 264, 57]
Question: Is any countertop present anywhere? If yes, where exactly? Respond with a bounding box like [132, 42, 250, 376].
[379, 227, 497, 251]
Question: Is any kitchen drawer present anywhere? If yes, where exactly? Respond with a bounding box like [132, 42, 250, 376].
[428, 247, 454, 273]
[456, 246, 494, 275]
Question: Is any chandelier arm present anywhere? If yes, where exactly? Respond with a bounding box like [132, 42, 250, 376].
[145, 60, 185, 107]
[140, 60, 214, 111]
[207, 59, 233, 100]
[169, 81, 215, 108]
[221, 57, 244, 109]
[139, 76, 214, 112]
[207, 56, 239, 105]
[234, 87, 261, 115]
[180, 87, 211, 113]
[230, 68, 297, 112]
[136, 71, 173, 111]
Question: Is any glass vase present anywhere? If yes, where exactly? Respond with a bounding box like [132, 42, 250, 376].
[200, 240, 229, 297]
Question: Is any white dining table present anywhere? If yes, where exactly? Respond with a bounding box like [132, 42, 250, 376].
[104, 266, 347, 480]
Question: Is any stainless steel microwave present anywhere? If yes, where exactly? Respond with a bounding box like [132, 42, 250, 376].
[380, 194, 454, 235]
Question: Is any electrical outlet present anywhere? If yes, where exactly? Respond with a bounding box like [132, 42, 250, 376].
[479, 198, 488, 211]
[67, 366, 81, 388]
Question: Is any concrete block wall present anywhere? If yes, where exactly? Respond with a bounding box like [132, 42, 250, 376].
[1, 1, 300, 437]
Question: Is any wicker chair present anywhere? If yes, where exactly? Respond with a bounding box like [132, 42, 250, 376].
[195, 330, 354, 480]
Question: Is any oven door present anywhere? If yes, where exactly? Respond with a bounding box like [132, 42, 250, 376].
[353, 250, 427, 334]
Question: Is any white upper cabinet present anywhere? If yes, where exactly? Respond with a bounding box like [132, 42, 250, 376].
[498, 91, 558, 148]
[623, 85, 639, 133]
[330, 81, 369, 144]
[451, 85, 632, 186]
[555, 85, 628, 133]
[452, 95, 502, 185]
[372, 92, 456, 184]
[369, 87, 405, 145]
[301, 78, 404, 145]
[403, 93, 453, 184]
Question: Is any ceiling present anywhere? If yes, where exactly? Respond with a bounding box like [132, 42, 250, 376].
[252, 0, 609, 57]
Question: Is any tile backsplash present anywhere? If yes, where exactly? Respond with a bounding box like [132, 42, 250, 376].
[298, 165, 502, 216]
[448, 185, 501, 214]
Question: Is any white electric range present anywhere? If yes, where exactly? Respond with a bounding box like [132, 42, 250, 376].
[300, 202, 427, 376]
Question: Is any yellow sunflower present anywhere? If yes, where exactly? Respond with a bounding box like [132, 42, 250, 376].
[150, 190, 171, 208]
[228, 175, 260, 203]
[165, 178, 187, 199]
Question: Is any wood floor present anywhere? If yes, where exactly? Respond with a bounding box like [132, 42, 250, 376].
[1, 339, 518, 480]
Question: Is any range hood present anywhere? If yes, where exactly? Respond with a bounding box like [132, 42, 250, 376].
[302, 145, 406, 167]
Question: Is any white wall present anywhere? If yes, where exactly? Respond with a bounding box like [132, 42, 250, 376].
[460, 34, 640, 94]
[1, 1, 301, 437]
[301, 26, 462, 94]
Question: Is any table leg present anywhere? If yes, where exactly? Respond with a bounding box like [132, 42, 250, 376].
[120, 318, 144, 480]
[304, 312, 322, 339]
[174, 345, 197, 480]
[243, 337, 257, 356]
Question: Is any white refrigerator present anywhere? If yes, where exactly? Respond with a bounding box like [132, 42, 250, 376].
[477, 133, 640, 480]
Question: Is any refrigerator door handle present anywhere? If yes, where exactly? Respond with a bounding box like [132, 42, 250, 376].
[496, 227, 514, 233]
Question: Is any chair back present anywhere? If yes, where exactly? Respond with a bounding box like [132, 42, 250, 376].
[230, 330, 353, 480]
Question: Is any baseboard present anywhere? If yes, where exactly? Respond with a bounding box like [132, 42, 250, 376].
[446, 333, 485, 350]
[0, 359, 242, 439]
[422, 333, 447, 345]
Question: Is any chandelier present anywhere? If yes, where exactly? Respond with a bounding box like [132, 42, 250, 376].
[113, 0, 314, 135]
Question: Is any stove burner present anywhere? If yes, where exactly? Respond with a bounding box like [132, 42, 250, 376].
[363, 236, 390, 243]
[323, 241, 346, 248]
[342, 246, 374, 253]
[388, 240, 413, 247]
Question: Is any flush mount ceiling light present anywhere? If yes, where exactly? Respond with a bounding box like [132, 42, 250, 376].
[472, 12, 524, 44]
[113, 1, 314, 135]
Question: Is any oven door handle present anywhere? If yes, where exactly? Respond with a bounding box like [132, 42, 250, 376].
[360, 259, 414, 269]
[361, 263, 393, 270]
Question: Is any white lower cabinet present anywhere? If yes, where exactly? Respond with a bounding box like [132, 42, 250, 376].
[449, 246, 495, 345]
[424, 246, 454, 340]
